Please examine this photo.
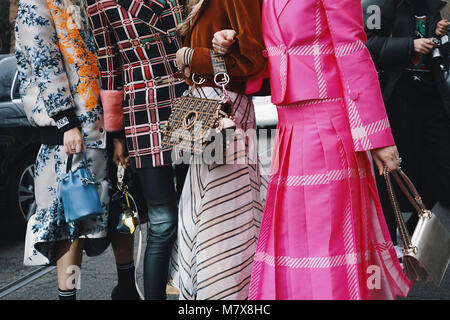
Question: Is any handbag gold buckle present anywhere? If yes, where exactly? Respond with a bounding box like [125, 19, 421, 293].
[214, 72, 231, 102]
[182, 111, 198, 130]
[403, 246, 418, 256]
[420, 210, 433, 219]
[192, 73, 206, 86]
[214, 72, 230, 87]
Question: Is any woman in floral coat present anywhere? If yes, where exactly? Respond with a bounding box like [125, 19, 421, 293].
[15, 0, 137, 300]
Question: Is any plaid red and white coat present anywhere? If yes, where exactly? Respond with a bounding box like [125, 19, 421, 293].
[87, 0, 187, 168]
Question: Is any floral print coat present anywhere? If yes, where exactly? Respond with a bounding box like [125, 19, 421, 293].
[15, 0, 106, 149]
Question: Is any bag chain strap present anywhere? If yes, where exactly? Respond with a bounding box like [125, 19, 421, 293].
[383, 167, 421, 255]
[116, 164, 145, 300]
[393, 169, 431, 217]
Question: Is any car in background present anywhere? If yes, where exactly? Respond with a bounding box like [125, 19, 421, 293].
[254, 96, 278, 129]
[0, 55, 40, 238]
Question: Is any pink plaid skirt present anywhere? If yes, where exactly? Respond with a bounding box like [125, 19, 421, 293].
[249, 98, 411, 300]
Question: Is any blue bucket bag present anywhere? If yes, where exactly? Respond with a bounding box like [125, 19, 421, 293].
[57, 151, 103, 225]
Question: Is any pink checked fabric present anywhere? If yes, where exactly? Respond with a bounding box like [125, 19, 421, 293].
[249, 99, 411, 300]
[248, 0, 412, 300]
[261, 0, 395, 152]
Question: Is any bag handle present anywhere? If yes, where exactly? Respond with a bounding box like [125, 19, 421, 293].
[116, 163, 145, 300]
[66, 150, 89, 174]
[191, 51, 230, 89]
[189, 51, 233, 117]
[383, 167, 430, 254]
[391, 169, 428, 214]
[210, 51, 229, 87]
[384, 167, 414, 254]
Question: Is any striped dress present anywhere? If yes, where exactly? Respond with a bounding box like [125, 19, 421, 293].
[169, 87, 267, 300]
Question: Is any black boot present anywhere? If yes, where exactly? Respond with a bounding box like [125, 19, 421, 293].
[111, 284, 140, 300]
[111, 262, 140, 300]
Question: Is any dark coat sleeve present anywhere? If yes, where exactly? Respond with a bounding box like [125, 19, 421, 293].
[427, 0, 447, 38]
[362, 0, 414, 69]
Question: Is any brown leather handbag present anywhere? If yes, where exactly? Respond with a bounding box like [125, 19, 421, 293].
[162, 51, 235, 159]
[384, 167, 450, 286]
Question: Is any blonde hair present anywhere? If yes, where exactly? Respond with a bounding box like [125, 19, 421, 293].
[60, 0, 86, 30]
[178, 0, 204, 36]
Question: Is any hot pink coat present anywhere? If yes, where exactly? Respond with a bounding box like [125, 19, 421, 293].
[248, 1, 412, 300]
[260, 0, 395, 152]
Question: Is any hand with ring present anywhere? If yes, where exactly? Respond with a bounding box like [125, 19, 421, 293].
[63, 127, 86, 156]
[370, 145, 401, 176]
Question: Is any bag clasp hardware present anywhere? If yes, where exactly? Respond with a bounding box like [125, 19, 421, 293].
[404, 246, 419, 256]
[81, 178, 96, 186]
[420, 210, 433, 219]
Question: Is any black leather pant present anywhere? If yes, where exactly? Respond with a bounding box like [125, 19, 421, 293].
[136, 164, 187, 300]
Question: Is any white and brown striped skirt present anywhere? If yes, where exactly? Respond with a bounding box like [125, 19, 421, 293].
[169, 87, 267, 300]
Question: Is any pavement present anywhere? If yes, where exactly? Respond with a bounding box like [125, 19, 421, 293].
[0, 226, 179, 300]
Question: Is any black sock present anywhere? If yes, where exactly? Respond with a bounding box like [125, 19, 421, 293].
[116, 261, 136, 290]
[58, 288, 76, 300]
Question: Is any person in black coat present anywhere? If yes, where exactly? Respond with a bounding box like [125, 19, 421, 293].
[362, 0, 450, 246]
